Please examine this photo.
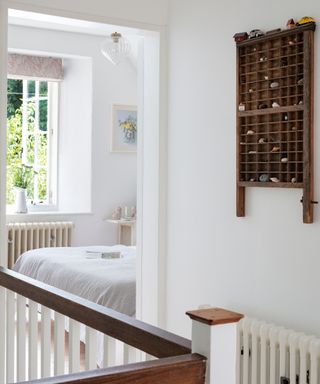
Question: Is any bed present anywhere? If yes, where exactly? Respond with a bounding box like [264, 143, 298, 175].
[13, 245, 136, 317]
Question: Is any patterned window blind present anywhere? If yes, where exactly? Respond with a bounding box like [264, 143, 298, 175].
[8, 53, 63, 81]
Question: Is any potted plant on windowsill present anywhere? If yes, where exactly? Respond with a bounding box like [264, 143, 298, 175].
[13, 164, 35, 214]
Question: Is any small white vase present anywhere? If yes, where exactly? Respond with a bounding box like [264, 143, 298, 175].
[15, 187, 28, 214]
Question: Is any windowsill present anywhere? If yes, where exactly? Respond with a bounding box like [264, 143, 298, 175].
[6, 210, 93, 220]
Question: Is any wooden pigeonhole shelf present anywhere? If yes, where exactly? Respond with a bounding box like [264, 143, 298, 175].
[235, 24, 315, 223]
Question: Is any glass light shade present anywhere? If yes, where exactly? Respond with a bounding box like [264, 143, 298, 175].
[101, 32, 131, 66]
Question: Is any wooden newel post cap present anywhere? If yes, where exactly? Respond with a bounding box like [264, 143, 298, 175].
[186, 307, 244, 326]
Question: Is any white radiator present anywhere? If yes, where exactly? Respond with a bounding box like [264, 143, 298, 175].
[237, 318, 320, 384]
[6, 221, 73, 268]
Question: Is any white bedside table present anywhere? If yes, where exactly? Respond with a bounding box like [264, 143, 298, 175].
[107, 219, 136, 246]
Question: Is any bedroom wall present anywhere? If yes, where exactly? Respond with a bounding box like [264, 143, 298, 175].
[167, 0, 320, 337]
[7, 24, 138, 245]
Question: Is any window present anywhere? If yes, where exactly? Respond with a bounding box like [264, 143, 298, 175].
[7, 78, 58, 207]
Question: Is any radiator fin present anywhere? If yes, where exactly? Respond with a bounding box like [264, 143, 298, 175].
[237, 318, 320, 384]
[6, 221, 73, 268]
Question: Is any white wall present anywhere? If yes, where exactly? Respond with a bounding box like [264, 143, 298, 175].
[58, 56, 92, 213]
[167, 0, 320, 337]
[7, 24, 138, 245]
[7, 0, 168, 27]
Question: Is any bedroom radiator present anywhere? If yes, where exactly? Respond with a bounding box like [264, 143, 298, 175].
[7, 221, 73, 268]
[237, 317, 320, 384]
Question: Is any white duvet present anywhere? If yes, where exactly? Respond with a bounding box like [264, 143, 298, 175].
[13, 245, 136, 317]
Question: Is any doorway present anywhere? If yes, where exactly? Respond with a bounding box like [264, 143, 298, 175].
[0, 4, 167, 328]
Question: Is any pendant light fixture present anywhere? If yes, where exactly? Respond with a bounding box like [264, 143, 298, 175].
[101, 32, 131, 66]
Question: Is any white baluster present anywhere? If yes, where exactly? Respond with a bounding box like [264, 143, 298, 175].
[54, 311, 65, 375]
[69, 319, 80, 373]
[29, 300, 38, 380]
[0, 287, 6, 383]
[17, 295, 27, 381]
[6, 290, 15, 384]
[103, 335, 116, 368]
[123, 344, 137, 364]
[85, 326, 97, 370]
[41, 306, 51, 378]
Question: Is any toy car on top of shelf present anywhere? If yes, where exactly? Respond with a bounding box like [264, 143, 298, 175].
[248, 29, 264, 39]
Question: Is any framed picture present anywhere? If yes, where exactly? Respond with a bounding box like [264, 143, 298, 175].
[111, 104, 137, 153]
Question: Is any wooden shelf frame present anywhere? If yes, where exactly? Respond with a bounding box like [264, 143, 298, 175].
[236, 25, 315, 223]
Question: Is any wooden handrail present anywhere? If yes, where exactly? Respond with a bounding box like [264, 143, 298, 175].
[22, 354, 206, 384]
[0, 267, 191, 358]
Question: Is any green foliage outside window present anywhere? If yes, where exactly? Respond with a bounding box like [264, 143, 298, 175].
[7, 79, 48, 205]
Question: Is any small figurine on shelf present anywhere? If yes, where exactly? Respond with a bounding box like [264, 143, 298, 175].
[123, 206, 131, 219]
[238, 103, 246, 112]
[131, 206, 136, 219]
[272, 102, 280, 108]
[111, 206, 122, 220]
[264, 75, 269, 80]
[297, 78, 304, 85]
[270, 177, 280, 183]
[233, 32, 248, 43]
[249, 178, 255, 182]
[259, 174, 269, 182]
[249, 88, 254, 93]
[258, 103, 268, 109]
[283, 114, 289, 121]
[291, 177, 297, 184]
[258, 138, 267, 144]
[271, 146, 280, 153]
[248, 29, 264, 39]
[281, 157, 288, 163]
[270, 82, 279, 88]
[246, 130, 255, 135]
[286, 18, 296, 29]
[259, 56, 268, 62]
[296, 16, 316, 27]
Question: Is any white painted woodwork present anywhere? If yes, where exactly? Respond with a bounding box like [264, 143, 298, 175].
[0, 287, 6, 384]
[6, 290, 15, 384]
[17, 295, 27, 382]
[103, 335, 116, 368]
[191, 319, 238, 384]
[69, 319, 80, 373]
[123, 345, 137, 364]
[85, 326, 97, 370]
[54, 311, 65, 376]
[41, 306, 51, 378]
[28, 300, 38, 380]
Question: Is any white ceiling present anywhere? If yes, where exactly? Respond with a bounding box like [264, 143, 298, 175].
[8, 9, 140, 67]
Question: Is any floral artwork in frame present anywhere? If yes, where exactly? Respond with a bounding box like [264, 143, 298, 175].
[111, 105, 137, 153]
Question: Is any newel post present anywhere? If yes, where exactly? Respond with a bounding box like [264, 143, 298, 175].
[186, 308, 244, 384]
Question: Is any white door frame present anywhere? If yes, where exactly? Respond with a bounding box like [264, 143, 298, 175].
[0, 1, 167, 328]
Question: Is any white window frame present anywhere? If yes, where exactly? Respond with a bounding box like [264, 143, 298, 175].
[7, 76, 59, 212]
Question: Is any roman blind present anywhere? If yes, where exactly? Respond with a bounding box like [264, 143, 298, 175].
[8, 53, 63, 81]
